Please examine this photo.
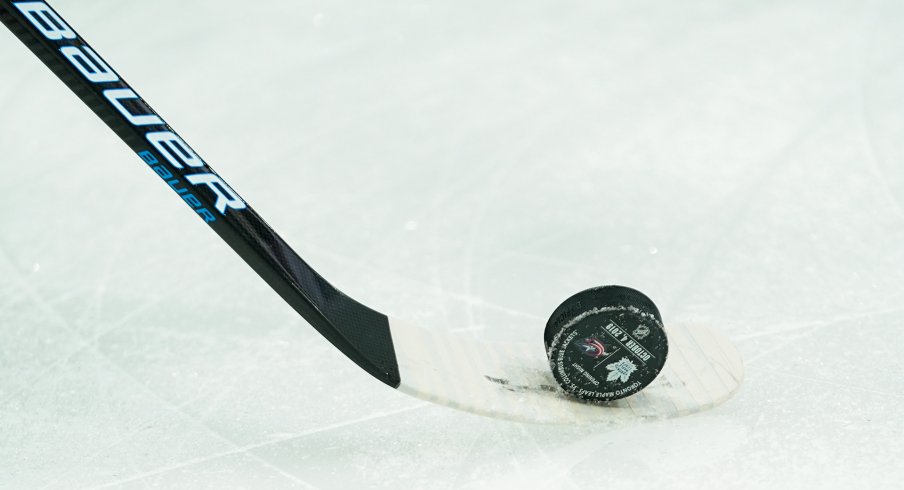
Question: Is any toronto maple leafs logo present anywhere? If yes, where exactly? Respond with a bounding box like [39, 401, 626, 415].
[578, 337, 606, 358]
[606, 358, 638, 383]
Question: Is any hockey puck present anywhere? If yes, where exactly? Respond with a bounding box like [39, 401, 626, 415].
[544, 285, 668, 402]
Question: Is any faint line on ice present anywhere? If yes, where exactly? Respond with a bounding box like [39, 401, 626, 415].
[748, 366, 904, 399]
[86, 404, 427, 490]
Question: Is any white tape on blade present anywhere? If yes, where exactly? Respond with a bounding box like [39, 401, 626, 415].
[390, 318, 743, 424]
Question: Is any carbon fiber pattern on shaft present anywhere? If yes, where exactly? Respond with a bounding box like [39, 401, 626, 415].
[230, 210, 399, 385]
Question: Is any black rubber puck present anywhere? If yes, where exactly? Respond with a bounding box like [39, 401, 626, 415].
[544, 285, 669, 402]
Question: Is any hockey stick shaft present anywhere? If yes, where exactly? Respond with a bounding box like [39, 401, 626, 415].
[0, 1, 400, 386]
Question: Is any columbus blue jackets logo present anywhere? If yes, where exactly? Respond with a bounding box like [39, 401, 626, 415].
[578, 337, 607, 358]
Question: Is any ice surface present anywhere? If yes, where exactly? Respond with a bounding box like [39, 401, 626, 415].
[1, 0, 903, 488]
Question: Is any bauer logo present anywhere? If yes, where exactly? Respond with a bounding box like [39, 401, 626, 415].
[13, 2, 74, 40]
[13, 1, 248, 222]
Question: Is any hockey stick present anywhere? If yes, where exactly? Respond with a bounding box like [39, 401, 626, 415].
[1, 1, 742, 423]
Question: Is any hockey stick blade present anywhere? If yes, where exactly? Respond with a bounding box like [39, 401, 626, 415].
[1, 1, 743, 424]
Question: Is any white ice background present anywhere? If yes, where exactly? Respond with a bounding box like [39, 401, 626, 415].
[1, 0, 903, 488]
